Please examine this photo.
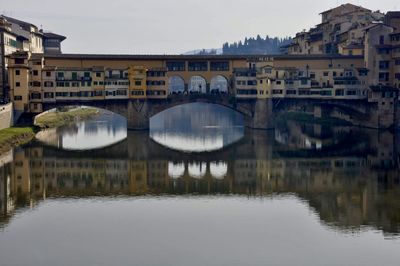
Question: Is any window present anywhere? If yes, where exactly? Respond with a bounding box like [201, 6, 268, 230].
[57, 72, 64, 78]
[131, 90, 144, 95]
[15, 58, 24, 64]
[44, 81, 54, 87]
[72, 72, 78, 80]
[323, 72, 329, 77]
[210, 61, 229, 71]
[166, 62, 185, 71]
[15, 70, 20, 75]
[84, 72, 90, 78]
[96, 72, 101, 77]
[14, 95, 22, 101]
[135, 81, 142, 86]
[379, 73, 390, 82]
[379, 61, 390, 69]
[379, 35, 385, 45]
[188, 61, 208, 71]
[335, 89, 344, 96]
[44, 92, 54, 98]
[46, 71, 51, 77]
[30, 93, 41, 100]
[16, 82, 20, 87]
[94, 90, 103, 96]
[33, 70, 38, 76]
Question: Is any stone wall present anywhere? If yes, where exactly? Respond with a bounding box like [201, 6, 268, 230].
[0, 103, 13, 130]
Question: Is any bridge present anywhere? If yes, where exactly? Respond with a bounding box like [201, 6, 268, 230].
[39, 94, 391, 130]
[8, 53, 398, 129]
[41, 94, 275, 130]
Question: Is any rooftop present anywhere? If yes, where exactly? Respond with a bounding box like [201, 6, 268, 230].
[33, 53, 365, 61]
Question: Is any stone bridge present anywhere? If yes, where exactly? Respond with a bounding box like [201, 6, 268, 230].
[41, 95, 393, 130]
[273, 98, 387, 128]
[42, 95, 275, 130]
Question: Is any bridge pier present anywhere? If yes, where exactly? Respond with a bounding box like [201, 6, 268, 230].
[244, 99, 275, 130]
[126, 100, 150, 130]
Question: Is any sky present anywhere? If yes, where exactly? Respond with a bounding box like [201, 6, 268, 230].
[1, 0, 399, 54]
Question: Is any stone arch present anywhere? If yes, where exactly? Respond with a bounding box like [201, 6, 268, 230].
[36, 104, 128, 126]
[189, 76, 207, 94]
[168, 76, 185, 94]
[210, 75, 228, 94]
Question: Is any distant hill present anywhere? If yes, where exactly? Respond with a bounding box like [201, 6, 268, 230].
[222, 35, 292, 55]
[184, 35, 291, 55]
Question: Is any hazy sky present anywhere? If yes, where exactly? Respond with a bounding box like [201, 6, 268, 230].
[1, 0, 399, 54]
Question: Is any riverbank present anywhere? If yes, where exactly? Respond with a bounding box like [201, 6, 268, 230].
[0, 127, 37, 154]
[35, 108, 99, 129]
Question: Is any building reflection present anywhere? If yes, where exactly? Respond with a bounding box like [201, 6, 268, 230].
[0, 122, 399, 236]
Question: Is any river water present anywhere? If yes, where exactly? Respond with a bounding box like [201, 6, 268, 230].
[0, 103, 400, 266]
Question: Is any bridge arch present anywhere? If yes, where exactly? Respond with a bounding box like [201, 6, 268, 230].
[210, 75, 228, 94]
[168, 76, 185, 94]
[189, 76, 207, 94]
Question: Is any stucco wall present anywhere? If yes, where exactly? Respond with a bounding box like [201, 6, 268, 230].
[0, 103, 14, 130]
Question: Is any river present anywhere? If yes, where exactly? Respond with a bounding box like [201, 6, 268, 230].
[0, 103, 399, 266]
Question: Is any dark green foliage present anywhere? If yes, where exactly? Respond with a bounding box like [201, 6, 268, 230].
[222, 35, 292, 55]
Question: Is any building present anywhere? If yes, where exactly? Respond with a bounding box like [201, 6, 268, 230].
[41, 31, 66, 54]
[0, 15, 65, 102]
[283, 3, 385, 55]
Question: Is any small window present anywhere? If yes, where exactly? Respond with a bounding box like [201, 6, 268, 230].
[46, 71, 51, 77]
[135, 81, 142, 86]
[96, 72, 101, 77]
[16, 82, 20, 87]
[14, 95, 22, 101]
[15, 70, 20, 75]
[33, 70, 38, 76]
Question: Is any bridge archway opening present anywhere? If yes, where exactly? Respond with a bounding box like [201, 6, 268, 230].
[210, 75, 228, 94]
[34, 106, 128, 150]
[189, 76, 207, 94]
[149, 102, 245, 153]
[169, 76, 185, 94]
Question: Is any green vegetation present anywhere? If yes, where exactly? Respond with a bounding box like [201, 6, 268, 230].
[35, 108, 99, 129]
[223, 35, 292, 55]
[0, 127, 37, 154]
[277, 112, 352, 126]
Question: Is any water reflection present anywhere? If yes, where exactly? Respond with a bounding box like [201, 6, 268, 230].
[150, 103, 244, 152]
[1, 122, 399, 237]
[1, 107, 400, 266]
[35, 111, 127, 150]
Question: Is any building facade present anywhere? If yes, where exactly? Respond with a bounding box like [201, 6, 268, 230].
[0, 15, 65, 103]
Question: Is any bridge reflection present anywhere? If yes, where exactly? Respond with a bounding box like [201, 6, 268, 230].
[0, 123, 399, 236]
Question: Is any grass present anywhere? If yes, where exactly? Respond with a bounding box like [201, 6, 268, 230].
[35, 108, 99, 129]
[0, 127, 37, 154]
